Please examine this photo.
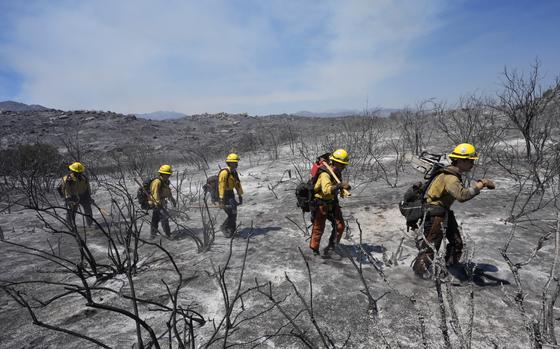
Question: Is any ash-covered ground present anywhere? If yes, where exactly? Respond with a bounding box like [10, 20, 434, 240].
[1, 144, 556, 349]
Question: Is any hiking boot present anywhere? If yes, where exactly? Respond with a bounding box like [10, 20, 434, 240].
[415, 266, 444, 281]
[414, 270, 432, 280]
[441, 273, 463, 285]
[311, 248, 320, 257]
[150, 229, 158, 239]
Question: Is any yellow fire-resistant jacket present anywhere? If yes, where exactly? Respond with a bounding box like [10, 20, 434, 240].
[313, 171, 340, 201]
[149, 176, 172, 208]
[426, 166, 480, 210]
[218, 167, 243, 199]
[62, 172, 91, 200]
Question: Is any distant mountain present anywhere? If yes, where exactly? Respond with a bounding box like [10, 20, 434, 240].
[293, 110, 358, 118]
[135, 111, 187, 120]
[0, 101, 48, 112]
[293, 108, 401, 118]
[376, 108, 402, 117]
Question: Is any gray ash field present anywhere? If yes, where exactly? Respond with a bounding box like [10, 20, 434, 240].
[1, 105, 559, 348]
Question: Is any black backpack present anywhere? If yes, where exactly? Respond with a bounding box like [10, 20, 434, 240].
[203, 169, 231, 203]
[296, 181, 314, 212]
[137, 177, 155, 209]
[399, 161, 445, 231]
[295, 153, 332, 213]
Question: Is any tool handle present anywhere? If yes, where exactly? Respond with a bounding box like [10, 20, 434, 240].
[322, 163, 351, 197]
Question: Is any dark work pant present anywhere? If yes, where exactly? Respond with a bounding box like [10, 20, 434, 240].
[413, 211, 462, 275]
[151, 207, 171, 236]
[66, 199, 93, 228]
[310, 203, 344, 251]
[221, 191, 237, 237]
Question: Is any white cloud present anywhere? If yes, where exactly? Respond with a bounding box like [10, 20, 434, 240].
[1, 0, 445, 114]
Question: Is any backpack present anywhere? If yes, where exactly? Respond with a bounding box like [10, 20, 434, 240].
[399, 159, 445, 231]
[137, 177, 155, 210]
[203, 169, 230, 203]
[295, 153, 331, 213]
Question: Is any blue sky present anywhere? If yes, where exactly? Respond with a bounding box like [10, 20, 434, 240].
[0, 0, 558, 115]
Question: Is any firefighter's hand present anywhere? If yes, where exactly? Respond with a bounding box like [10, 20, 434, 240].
[238, 196, 243, 205]
[476, 179, 494, 190]
[66, 198, 79, 208]
[171, 197, 177, 207]
[340, 181, 351, 191]
[219, 200, 225, 209]
[481, 178, 495, 190]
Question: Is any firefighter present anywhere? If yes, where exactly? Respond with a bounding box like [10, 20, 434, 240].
[310, 149, 351, 257]
[149, 164, 176, 238]
[218, 153, 244, 238]
[61, 162, 93, 229]
[412, 143, 495, 279]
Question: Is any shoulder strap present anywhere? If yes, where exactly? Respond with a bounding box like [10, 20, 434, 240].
[421, 170, 443, 200]
[221, 167, 240, 182]
[311, 166, 325, 184]
[218, 168, 230, 178]
[421, 167, 461, 200]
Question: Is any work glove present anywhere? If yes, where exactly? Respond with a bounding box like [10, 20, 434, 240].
[238, 196, 243, 206]
[66, 197, 79, 207]
[170, 197, 177, 207]
[481, 178, 495, 190]
[219, 200, 225, 209]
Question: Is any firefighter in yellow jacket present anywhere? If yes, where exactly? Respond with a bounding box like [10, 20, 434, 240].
[61, 162, 93, 228]
[218, 153, 244, 237]
[412, 143, 495, 278]
[149, 165, 177, 238]
[310, 149, 351, 256]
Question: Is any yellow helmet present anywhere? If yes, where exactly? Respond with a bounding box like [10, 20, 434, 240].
[330, 149, 350, 165]
[449, 143, 478, 160]
[68, 162, 85, 173]
[226, 153, 240, 163]
[158, 164, 173, 175]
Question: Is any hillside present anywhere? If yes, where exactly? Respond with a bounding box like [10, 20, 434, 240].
[0, 100, 48, 112]
[0, 108, 369, 167]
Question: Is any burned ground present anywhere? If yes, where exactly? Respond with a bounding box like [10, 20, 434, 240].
[1, 142, 558, 348]
[1, 88, 560, 348]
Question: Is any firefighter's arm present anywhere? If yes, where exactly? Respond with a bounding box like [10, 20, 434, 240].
[164, 186, 176, 207]
[317, 172, 334, 196]
[218, 170, 229, 200]
[86, 178, 94, 202]
[235, 180, 244, 197]
[445, 175, 480, 203]
[150, 179, 162, 207]
[86, 179, 92, 196]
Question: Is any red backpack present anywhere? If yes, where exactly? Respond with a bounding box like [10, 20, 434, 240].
[310, 153, 330, 180]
